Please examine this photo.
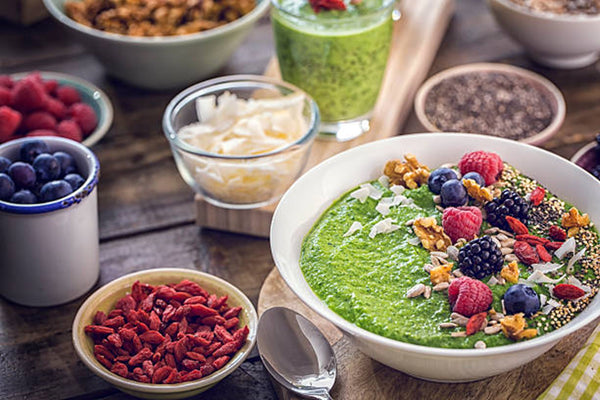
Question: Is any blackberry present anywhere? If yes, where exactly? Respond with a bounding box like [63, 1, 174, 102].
[458, 236, 503, 280]
[484, 189, 529, 231]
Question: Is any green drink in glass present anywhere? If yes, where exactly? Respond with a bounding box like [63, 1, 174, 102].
[271, 0, 395, 141]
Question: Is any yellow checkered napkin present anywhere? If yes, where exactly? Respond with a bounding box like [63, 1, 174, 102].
[538, 324, 600, 400]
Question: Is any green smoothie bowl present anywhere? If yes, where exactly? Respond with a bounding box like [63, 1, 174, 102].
[270, 133, 600, 382]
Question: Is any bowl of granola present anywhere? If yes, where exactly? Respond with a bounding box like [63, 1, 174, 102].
[271, 132, 600, 382]
[42, 0, 270, 89]
[488, 0, 600, 69]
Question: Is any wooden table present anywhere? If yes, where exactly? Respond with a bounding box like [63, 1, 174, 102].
[1, 0, 599, 399]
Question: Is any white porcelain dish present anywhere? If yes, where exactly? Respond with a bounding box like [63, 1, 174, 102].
[488, 0, 600, 69]
[270, 133, 600, 382]
[414, 63, 565, 146]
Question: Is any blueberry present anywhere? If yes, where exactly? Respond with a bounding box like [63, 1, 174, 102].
[440, 179, 467, 207]
[592, 165, 600, 180]
[64, 173, 85, 190]
[20, 140, 50, 164]
[462, 171, 485, 187]
[33, 154, 62, 182]
[39, 180, 73, 202]
[10, 189, 37, 204]
[0, 173, 15, 201]
[0, 156, 11, 174]
[427, 168, 458, 194]
[53, 151, 77, 176]
[503, 284, 540, 316]
[8, 162, 36, 189]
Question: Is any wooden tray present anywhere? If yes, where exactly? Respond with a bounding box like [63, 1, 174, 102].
[257, 268, 600, 400]
[195, 0, 455, 237]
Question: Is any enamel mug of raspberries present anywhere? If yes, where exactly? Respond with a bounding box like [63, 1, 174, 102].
[73, 268, 258, 399]
[0, 136, 100, 306]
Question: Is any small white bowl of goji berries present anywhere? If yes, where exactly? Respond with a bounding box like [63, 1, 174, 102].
[72, 268, 257, 399]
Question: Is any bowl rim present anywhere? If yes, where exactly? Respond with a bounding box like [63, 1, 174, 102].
[413, 63, 566, 146]
[9, 70, 113, 148]
[490, 0, 600, 21]
[271, 132, 600, 357]
[42, 0, 271, 45]
[571, 141, 597, 165]
[0, 136, 100, 214]
[72, 268, 258, 394]
[162, 74, 320, 160]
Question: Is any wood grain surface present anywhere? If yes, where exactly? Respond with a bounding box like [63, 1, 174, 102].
[258, 268, 600, 400]
[1, 0, 600, 398]
[195, 0, 455, 237]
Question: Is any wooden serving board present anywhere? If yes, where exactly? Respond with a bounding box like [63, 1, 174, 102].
[257, 268, 600, 400]
[195, 0, 455, 236]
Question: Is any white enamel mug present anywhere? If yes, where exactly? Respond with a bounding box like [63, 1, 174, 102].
[0, 137, 100, 307]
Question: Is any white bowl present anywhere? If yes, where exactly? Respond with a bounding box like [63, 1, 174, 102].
[43, 0, 270, 89]
[270, 133, 600, 382]
[488, 0, 600, 69]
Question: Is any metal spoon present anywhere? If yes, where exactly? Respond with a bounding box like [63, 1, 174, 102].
[257, 307, 337, 400]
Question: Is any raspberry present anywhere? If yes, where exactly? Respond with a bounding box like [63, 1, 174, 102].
[11, 76, 48, 113]
[23, 111, 57, 131]
[484, 189, 529, 231]
[0, 75, 14, 88]
[27, 129, 59, 137]
[448, 276, 493, 317]
[45, 97, 67, 120]
[442, 206, 482, 243]
[309, 0, 346, 12]
[458, 236, 503, 279]
[56, 86, 81, 106]
[69, 102, 97, 135]
[458, 151, 503, 186]
[57, 120, 83, 142]
[0, 87, 11, 106]
[43, 80, 58, 95]
[0, 106, 22, 141]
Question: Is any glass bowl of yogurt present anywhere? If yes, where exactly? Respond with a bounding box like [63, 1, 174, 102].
[163, 75, 320, 209]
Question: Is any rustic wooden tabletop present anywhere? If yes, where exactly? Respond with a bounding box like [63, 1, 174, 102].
[1, 0, 599, 399]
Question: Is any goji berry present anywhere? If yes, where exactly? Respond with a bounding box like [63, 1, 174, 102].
[212, 341, 241, 357]
[199, 364, 215, 377]
[223, 306, 242, 319]
[187, 303, 218, 318]
[514, 241, 539, 265]
[149, 311, 161, 331]
[152, 366, 172, 384]
[465, 312, 487, 336]
[529, 186, 546, 206]
[107, 333, 123, 348]
[139, 330, 165, 345]
[84, 325, 114, 336]
[142, 360, 154, 377]
[163, 368, 179, 384]
[110, 362, 129, 378]
[545, 241, 564, 251]
[553, 284, 586, 300]
[93, 311, 107, 325]
[201, 315, 226, 326]
[516, 234, 550, 246]
[103, 316, 125, 329]
[186, 351, 206, 362]
[115, 295, 137, 313]
[165, 353, 177, 368]
[505, 216, 529, 235]
[95, 353, 113, 369]
[549, 225, 567, 241]
[212, 355, 231, 370]
[182, 359, 200, 371]
[174, 339, 187, 363]
[182, 369, 202, 382]
[536, 244, 552, 263]
[223, 317, 239, 330]
[94, 344, 115, 361]
[184, 296, 206, 305]
[214, 324, 234, 343]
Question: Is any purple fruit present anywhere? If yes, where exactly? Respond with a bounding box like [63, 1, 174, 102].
[33, 154, 61, 182]
[64, 173, 85, 190]
[8, 162, 36, 189]
[20, 139, 49, 164]
[53, 151, 77, 176]
[10, 189, 37, 204]
[39, 180, 73, 202]
[0, 173, 15, 201]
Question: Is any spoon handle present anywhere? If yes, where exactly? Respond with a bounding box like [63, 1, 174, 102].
[309, 390, 334, 400]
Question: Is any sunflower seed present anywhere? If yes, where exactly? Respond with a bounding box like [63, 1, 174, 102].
[406, 284, 425, 298]
[453, 269, 464, 278]
[496, 233, 509, 241]
[424, 286, 432, 299]
[451, 331, 467, 338]
[484, 325, 502, 335]
[504, 254, 518, 263]
[431, 256, 441, 266]
[491, 236, 502, 248]
[423, 263, 434, 273]
[431, 251, 448, 259]
[405, 219, 414, 226]
[484, 227, 499, 234]
[446, 245, 459, 261]
[490, 312, 504, 321]
[501, 238, 516, 248]
[498, 229, 513, 237]
[433, 282, 450, 291]
[440, 322, 458, 328]
[474, 340, 487, 349]
[501, 247, 514, 255]
[497, 276, 506, 285]
[433, 195, 441, 204]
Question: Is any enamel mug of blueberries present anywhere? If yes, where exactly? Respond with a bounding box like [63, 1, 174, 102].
[0, 137, 100, 306]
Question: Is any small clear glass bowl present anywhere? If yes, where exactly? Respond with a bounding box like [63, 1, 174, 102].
[163, 75, 320, 209]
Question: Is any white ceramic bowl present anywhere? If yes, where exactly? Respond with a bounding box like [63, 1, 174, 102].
[414, 63, 566, 146]
[43, 0, 270, 89]
[72, 268, 258, 399]
[488, 0, 600, 69]
[270, 133, 600, 382]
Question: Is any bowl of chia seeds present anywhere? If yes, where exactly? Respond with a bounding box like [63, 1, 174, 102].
[414, 63, 566, 145]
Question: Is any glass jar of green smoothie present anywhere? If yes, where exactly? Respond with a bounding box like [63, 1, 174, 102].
[271, 0, 395, 141]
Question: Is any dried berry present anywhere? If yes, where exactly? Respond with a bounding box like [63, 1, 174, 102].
[536, 244, 552, 263]
[514, 241, 539, 265]
[549, 225, 567, 241]
[529, 186, 545, 206]
[553, 284, 586, 300]
[466, 312, 488, 336]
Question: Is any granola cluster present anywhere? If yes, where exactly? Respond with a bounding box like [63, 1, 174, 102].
[64, 0, 255, 37]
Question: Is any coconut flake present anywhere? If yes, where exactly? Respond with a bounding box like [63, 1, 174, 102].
[541, 304, 554, 315]
[540, 293, 547, 307]
[555, 237, 576, 260]
[375, 202, 391, 216]
[408, 236, 421, 246]
[369, 218, 399, 239]
[343, 221, 363, 237]
[531, 263, 563, 274]
[350, 187, 370, 203]
[378, 175, 390, 188]
[487, 276, 499, 286]
[567, 248, 586, 272]
[390, 185, 405, 195]
[567, 276, 592, 293]
[518, 278, 535, 287]
[527, 270, 565, 284]
[360, 183, 383, 200]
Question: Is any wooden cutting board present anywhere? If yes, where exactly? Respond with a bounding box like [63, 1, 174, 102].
[195, 0, 455, 236]
[257, 267, 600, 400]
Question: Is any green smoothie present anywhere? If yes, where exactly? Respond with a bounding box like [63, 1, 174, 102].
[271, 0, 393, 122]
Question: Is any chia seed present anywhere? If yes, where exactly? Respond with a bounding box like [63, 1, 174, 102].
[510, 0, 600, 15]
[424, 72, 555, 140]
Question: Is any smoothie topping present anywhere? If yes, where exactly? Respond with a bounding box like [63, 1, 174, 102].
[309, 0, 347, 13]
[384, 154, 430, 189]
[412, 217, 451, 251]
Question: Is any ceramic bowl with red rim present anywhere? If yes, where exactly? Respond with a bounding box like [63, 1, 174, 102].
[6, 71, 113, 147]
[414, 63, 565, 146]
[72, 268, 258, 399]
